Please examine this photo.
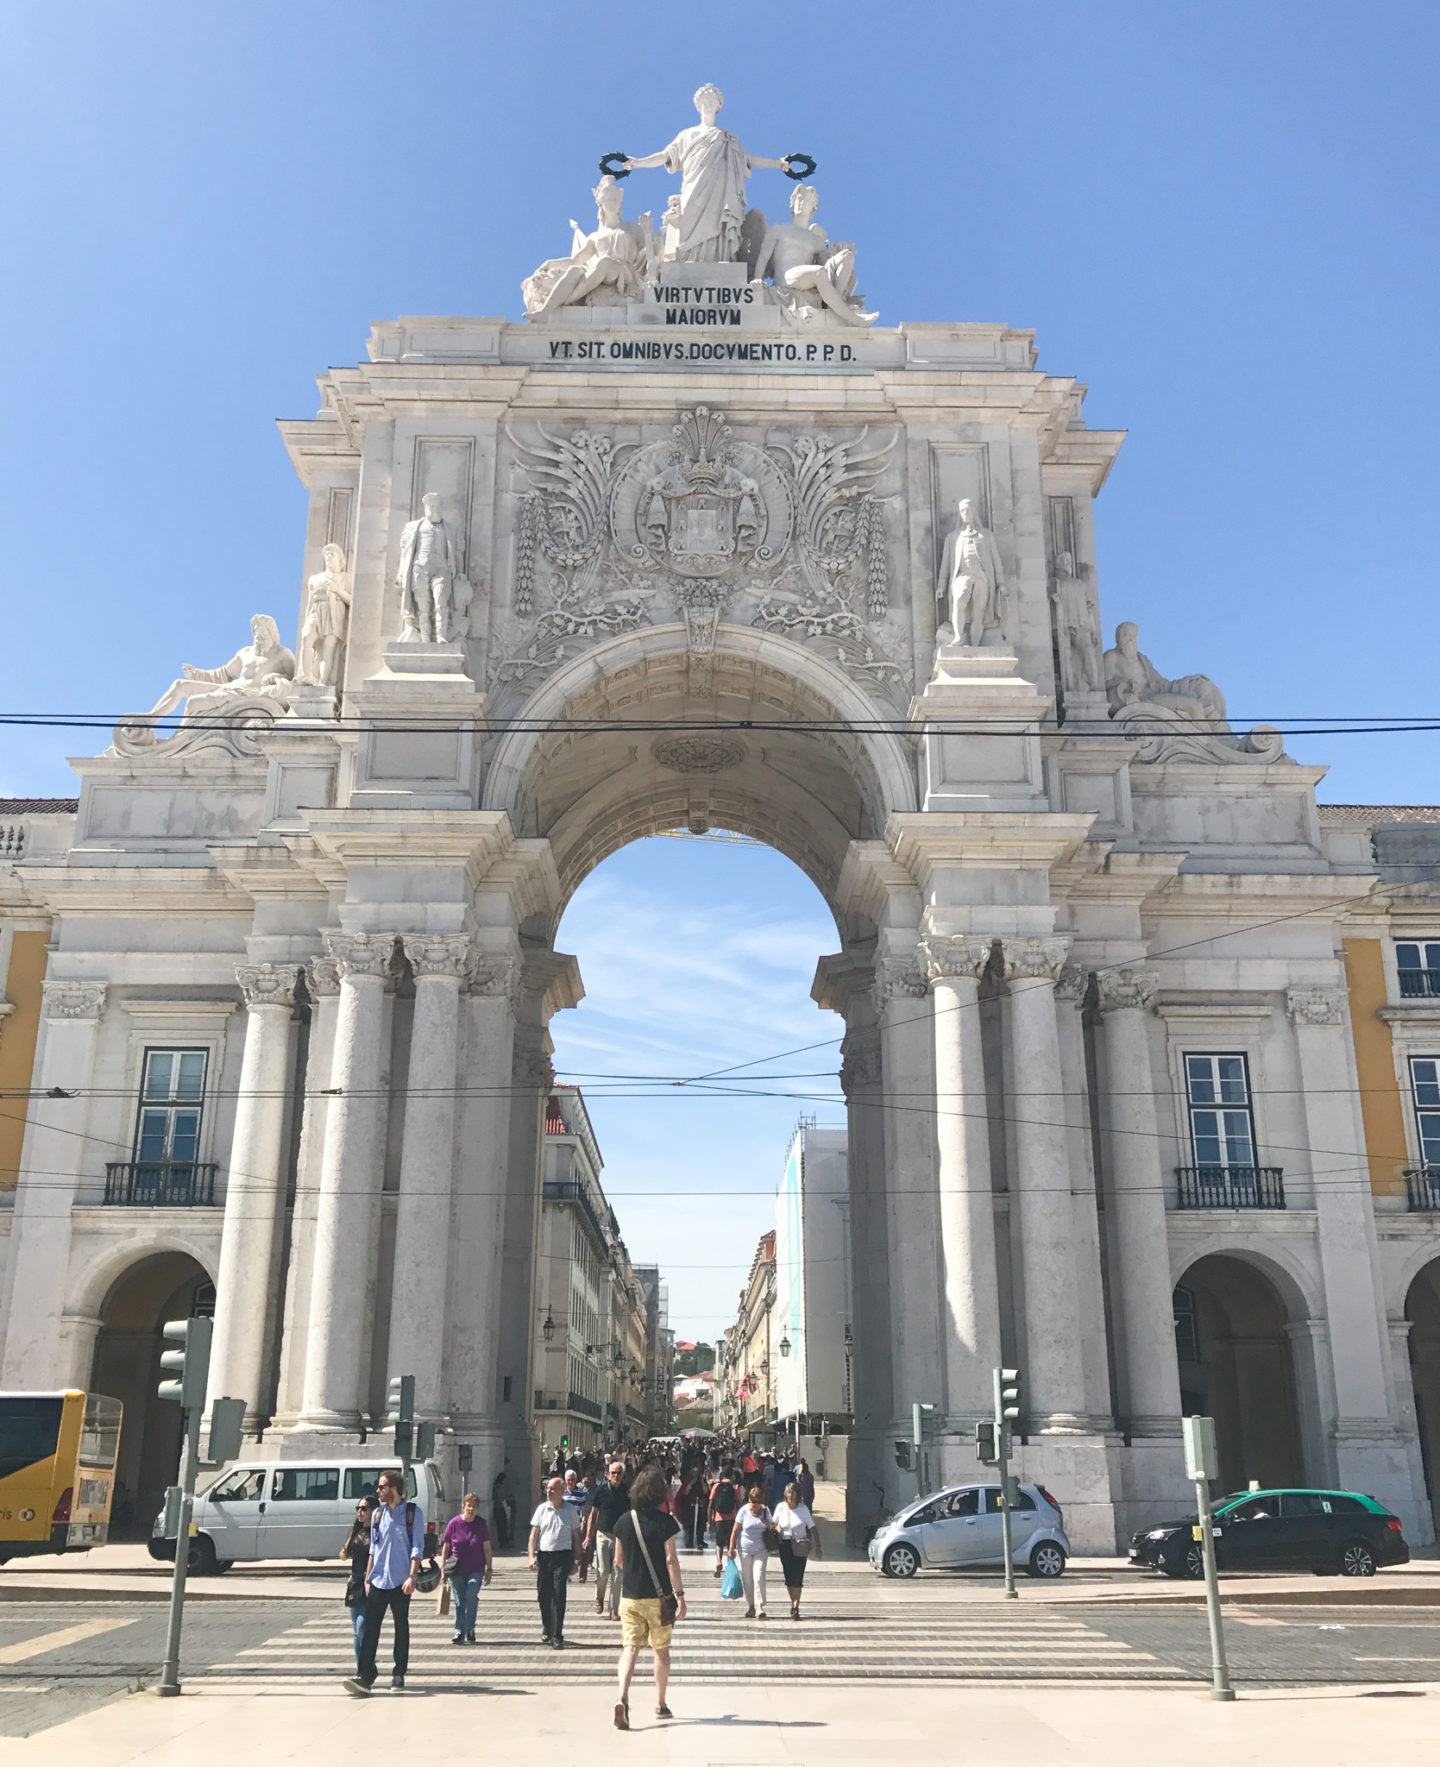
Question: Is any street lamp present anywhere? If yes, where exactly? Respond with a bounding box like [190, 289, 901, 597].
[779, 1334, 792, 1359]
[542, 1310, 555, 1343]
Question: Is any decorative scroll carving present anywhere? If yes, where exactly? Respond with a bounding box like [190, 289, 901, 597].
[402, 934, 472, 981]
[467, 954, 522, 1008]
[42, 981, 106, 1020]
[997, 937, 1071, 985]
[651, 735, 746, 773]
[1093, 967, 1158, 1014]
[871, 958, 928, 1013]
[306, 956, 342, 998]
[236, 963, 303, 1008]
[1055, 962, 1091, 1005]
[323, 931, 394, 981]
[1104, 621, 1285, 765]
[1287, 986, 1346, 1028]
[112, 615, 295, 759]
[919, 935, 994, 985]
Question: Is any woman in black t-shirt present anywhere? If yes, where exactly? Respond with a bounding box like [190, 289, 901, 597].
[612, 1465, 686, 1729]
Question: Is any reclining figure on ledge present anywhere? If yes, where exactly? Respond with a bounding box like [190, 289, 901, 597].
[749, 184, 877, 328]
[1103, 620, 1227, 729]
[523, 176, 656, 319]
[145, 614, 295, 721]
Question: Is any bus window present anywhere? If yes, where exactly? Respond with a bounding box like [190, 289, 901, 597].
[80, 1395, 121, 1470]
[0, 1396, 64, 1481]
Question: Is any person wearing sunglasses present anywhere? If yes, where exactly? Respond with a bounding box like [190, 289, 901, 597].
[340, 1495, 377, 1669]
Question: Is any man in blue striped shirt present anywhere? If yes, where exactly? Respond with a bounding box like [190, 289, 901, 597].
[345, 1469, 424, 1695]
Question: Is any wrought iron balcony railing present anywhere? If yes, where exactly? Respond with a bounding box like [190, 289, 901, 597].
[1174, 1166, 1285, 1210]
[1404, 1168, 1440, 1211]
[103, 1161, 217, 1206]
[1398, 969, 1440, 998]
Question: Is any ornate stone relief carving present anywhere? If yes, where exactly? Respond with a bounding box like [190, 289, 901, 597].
[306, 956, 341, 998]
[1093, 967, 1158, 1014]
[1055, 961, 1092, 1005]
[466, 953, 522, 1009]
[1103, 621, 1284, 765]
[401, 934, 472, 980]
[236, 962, 303, 1008]
[919, 934, 994, 984]
[998, 937, 1071, 984]
[112, 615, 296, 759]
[512, 1024, 556, 1089]
[871, 958, 928, 1013]
[42, 980, 106, 1020]
[839, 1024, 881, 1092]
[494, 406, 904, 701]
[651, 735, 746, 773]
[323, 931, 395, 981]
[1286, 985, 1347, 1028]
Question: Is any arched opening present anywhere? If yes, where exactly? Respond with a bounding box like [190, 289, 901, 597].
[1406, 1256, 1440, 1533]
[88, 1253, 212, 1538]
[1174, 1254, 1304, 1492]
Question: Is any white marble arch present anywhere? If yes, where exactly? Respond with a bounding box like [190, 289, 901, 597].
[482, 623, 918, 869]
[1386, 1236, 1440, 1319]
[60, 1231, 220, 1389]
[1169, 1234, 1321, 1324]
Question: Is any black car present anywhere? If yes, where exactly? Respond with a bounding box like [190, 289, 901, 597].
[1130, 1487, 1410, 1579]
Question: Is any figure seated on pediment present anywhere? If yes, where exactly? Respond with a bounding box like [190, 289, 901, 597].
[749, 185, 876, 328]
[1103, 621, 1227, 729]
[523, 177, 657, 319]
[145, 615, 295, 722]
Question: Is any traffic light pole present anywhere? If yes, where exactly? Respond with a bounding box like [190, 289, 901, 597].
[158, 1399, 201, 1697]
[993, 1367, 1018, 1600]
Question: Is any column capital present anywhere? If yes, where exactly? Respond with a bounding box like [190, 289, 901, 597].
[467, 953, 522, 1006]
[236, 962, 303, 1009]
[1286, 984, 1347, 1028]
[402, 933, 472, 981]
[1055, 961, 1090, 1005]
[306, 955, 342, 998]
[839, 1024, 881, 1093]
[323, 930, 394, 982]
[1094, 966, 1158, 1014]
[871, 956, 928, 1013]
[919, 934, 993, 986]
[41, 980, 106, 1020]
[998, 936, 1070, 985]
[513, 1024, 555, 1090]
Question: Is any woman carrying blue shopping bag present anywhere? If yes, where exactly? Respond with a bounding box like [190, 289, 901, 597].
[720, 1555, 744, 1600]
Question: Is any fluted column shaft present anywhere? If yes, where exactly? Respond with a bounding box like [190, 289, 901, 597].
[209, 964, 301, 1430]
[1097, 969, 1182, 1433]
[1001, 937, 1087, 1430]
[387, 935, 469, 1420]
[922, 936, 1001, 1422]
[300, 933, 393, 1429]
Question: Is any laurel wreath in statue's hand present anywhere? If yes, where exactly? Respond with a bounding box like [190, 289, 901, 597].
[782, 153, 817, 180]
[599, 152, 631, 180]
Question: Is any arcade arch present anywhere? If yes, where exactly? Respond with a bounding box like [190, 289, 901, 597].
[1173, 1253, 1306, 1493]
[1405, 1256, 1440, 1532]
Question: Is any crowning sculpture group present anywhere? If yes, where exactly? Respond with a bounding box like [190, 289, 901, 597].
[117, 84, 1242, 761]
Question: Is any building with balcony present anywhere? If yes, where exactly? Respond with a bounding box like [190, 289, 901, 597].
[532, 1087, 650, 1463]
[773, 1121, 853, 1473]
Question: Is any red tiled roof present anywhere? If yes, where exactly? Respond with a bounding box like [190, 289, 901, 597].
[0, 799, 78, 814]
[544, 1095, 566, 1134]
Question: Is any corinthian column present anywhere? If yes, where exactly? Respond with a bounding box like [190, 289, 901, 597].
[299, 932, 393, 1430]
[387, 934, 470, 1421]
[1000, 936, 1086, 1431]
[209, 963, 302, 1432]
[1095, 967, 1181, 1434]
[920, 934, 1001, 1423]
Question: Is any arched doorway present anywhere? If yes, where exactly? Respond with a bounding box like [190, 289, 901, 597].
[89, 1253, 212, 1538]
[1406, 1257, 1440, 1533]
[1173, 1254, 1304, 1492]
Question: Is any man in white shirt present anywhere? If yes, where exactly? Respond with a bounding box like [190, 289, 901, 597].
[528, 1475, 586, 1647]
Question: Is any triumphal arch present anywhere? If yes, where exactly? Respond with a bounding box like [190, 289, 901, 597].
[4, 88, 1435, 1549]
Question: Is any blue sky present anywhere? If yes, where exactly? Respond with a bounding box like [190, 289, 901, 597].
[3, 2, 1437, 1334]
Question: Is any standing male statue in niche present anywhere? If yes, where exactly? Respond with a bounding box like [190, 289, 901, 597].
[1051, 549, 1101, 691]
[936, 498, 1008, 647]
[622, 84, 796, 263]
[396, 492, 468, 644]
[749, 184, 876, 327]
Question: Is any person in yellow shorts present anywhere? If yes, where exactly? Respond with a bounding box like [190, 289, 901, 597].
[612, 1465, 687, 1729]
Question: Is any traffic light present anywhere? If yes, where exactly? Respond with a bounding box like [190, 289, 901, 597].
[387, 1374, 415, 1460]
[975, 1419, 998, 1465]
[912, 1401, 937, 1445]
[996, 1367, 1021, 1428]
[893, 1439, 911, 1470]
[560, 1435, 569, 1450]
[158, 1317, 212, 1412]
[206, 1397, 244, 1464]
[414, 1421, 436, 1463]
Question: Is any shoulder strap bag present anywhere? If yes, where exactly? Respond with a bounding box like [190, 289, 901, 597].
[628, 1508, 678, 1626]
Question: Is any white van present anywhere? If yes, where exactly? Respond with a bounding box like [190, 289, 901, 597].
[149, 1458, 447, 1575]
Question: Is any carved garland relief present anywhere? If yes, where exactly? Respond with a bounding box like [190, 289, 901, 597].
[493, 405, 905, 702]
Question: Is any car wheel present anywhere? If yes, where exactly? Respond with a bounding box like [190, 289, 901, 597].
[1028, 1542, 1067, 1579]
[213, 1559, 234, 1575]
[883, 1542, 921, 1579]
[187, 1534, 218, 1576]
[1339, 1540, 1377, 1577]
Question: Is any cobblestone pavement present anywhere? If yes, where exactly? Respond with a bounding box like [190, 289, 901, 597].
[3, 1565, 1440, 1737]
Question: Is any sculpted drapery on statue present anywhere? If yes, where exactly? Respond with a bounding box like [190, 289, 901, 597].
[936, 499, 1008, 647]
[522, 176, 656, 319]
[396, 492, 472, 644]
[146, 614, 295, 719]
[296, 543, 351, 686]
[1103, 620, 1226, 728]
[623, 84, 793, 263]
[750, 185, 876, 328]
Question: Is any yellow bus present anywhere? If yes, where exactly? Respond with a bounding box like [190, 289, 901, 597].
[0, 1391, 122, 1562]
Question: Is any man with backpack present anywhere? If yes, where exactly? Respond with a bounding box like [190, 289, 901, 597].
[708, 1465, 740, 1578]
[344, 1469, 425, 1695]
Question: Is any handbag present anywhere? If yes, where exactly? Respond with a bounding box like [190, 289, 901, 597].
[628, 1508, 678, 1627]
[791, 1535, 813, 1559]
[762, 1524, 781, 1553]
[720, 1555, 744, 1600]
[436, 1576, 451, 1616]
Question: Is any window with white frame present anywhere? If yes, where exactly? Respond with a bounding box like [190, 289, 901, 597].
[134, 1049, 208, 1168]
[1183, 1053, 1257, 1169]
[1408, 1058, 1440, 1169]
[1396, 942, 1440, 998]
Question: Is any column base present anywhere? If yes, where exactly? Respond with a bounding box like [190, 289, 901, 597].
[289, 1411, 365, 1437]
[1116, 1433, 1191, 1541]
[1011, 1432, 1124, 1556]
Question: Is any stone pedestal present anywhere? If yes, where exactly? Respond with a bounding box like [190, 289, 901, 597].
[908, 647, 1049, 814]
[350, 647, 490, 810]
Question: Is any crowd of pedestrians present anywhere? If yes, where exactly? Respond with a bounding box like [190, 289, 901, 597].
[336, 1436, 822, 1721]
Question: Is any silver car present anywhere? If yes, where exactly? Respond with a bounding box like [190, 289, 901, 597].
[868, 1481, 1070, 1579]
